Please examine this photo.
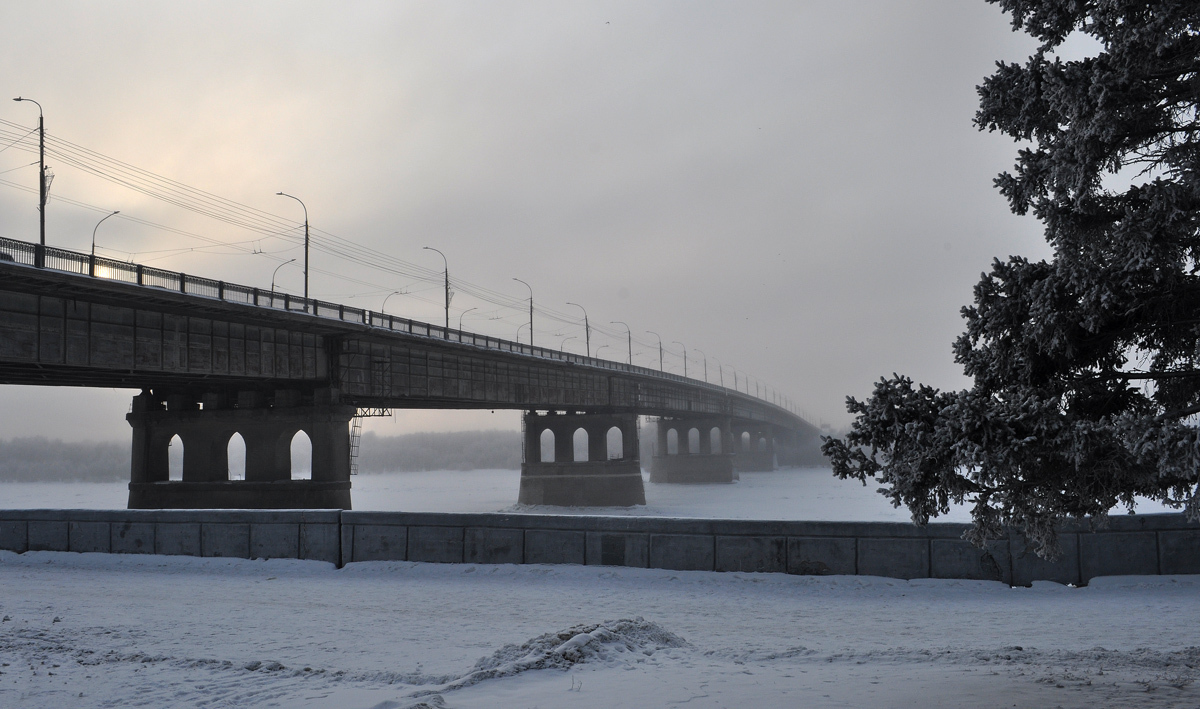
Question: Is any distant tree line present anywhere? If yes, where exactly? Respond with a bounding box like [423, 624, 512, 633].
[0, 437, 129, 482]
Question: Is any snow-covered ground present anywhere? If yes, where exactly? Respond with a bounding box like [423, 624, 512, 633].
[1, 552, 1197, 708]
[2, 469, 1191, 707]
[0, 467, 1176, 521]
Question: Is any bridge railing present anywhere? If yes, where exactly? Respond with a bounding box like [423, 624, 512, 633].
[0, 235, 805, 422]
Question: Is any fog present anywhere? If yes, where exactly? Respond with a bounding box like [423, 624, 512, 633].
[0, 2, 1052, 442]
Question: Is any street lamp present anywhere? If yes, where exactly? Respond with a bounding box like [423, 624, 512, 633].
[609, 321, 632, 364]
[381, 290, 405, 315]
[565, 302, 590, 357]
[275, 192, 309, 301]
[89, 210, 119, 277]
[693, 348, 708, 383]
[13, 97, 45, 265]
[271, 259, 297, 293]
[596, 344, 611, 359]
[672, 341, 688, 378]
[560, 336, 578, 353]
[645, 331, 664, 371]
[422, 246, 450, 332]
[712, 357, 725, 387]
[513, 278, 534, 347]
[516, 322, 531, 344]
[458, 307, 477, 331]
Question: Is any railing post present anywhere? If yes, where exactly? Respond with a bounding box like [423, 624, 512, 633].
[136, 264, 144, 285]
[339, 304, 344, 320]
[180, 273, 186, 294]
[252, 287, 259, 306]
[89, 254, 96, 277]
[284, 293, 290, 311]
[218, 281, 225, 300]
[34, 244, 44, 269]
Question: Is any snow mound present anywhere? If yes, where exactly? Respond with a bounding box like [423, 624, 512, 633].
[429, 617, 686, 693]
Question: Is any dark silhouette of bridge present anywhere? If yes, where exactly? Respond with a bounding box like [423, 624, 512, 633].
[0, 236, 820, 509]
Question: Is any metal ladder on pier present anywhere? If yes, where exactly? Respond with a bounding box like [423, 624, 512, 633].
[349, 408, 391, 476]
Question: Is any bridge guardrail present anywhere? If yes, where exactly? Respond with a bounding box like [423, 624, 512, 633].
[0, 235, 805, 423]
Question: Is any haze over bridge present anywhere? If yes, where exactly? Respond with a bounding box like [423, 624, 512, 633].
[0, 235, 820, 508]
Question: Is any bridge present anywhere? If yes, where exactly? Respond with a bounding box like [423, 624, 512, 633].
[0, 235, 821, 509]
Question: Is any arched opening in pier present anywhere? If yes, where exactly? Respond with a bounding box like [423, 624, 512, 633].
[740, 431, 751, 451]
[758, 436, 768, 452]
[573, 428, 589, 462]
[709, 427, 722, 454]
[666, 428, 679, 455]
[227, 433, 246, 481]
[607, 426, 623, 459]
[290, 430, 312, 479]
[687, 428, 700, 455]
[168, 434, 183, 481]
[540, 429, 555, 463]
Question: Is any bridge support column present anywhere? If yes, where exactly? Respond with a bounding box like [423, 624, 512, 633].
[127, 390, 356, 509]
[649, 416, 736, 484]
[731, 422, 776, 473]
[518, 411, 645, 506]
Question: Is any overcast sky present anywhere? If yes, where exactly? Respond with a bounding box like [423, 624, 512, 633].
[0, 1, 1053, 441]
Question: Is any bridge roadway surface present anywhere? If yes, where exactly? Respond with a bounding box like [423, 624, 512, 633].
[0, 235, 811, 432]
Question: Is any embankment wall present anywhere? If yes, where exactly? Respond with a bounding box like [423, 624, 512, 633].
[0, 509, 1195, 586]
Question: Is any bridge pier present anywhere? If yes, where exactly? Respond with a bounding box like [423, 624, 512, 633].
[731, 422, 776, 473]
[649, 416, 736, 483]
[518, 411, 646, 506]
[127, 390, 355, 509]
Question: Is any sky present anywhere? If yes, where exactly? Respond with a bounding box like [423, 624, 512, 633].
[0, 1, 1055, 441]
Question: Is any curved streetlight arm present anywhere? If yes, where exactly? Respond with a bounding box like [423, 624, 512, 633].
[90, 210, 120, 275]
[565, 302, 590, 357]
[672, 341, 688, 378]
[645, 330, 663, 372]
[14, 97, 46, 257]
[276, 192, 309, 301]
[513, 278, 534, 347]
[270, 259, 297, 293]
[609, 321, 632, 364]
[423, 246, 450, 332]
[693, 348, 708, 383]
[458, 307, 477, 331]
[560, 336, 578, 352]
[381, 289, 407, 315]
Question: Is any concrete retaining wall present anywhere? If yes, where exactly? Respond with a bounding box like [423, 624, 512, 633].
[1, 509, 1196, 585]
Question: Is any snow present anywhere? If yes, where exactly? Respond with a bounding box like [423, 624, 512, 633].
[1, 467, 1191, 706]
[1, 552, 1197, 708]
[0, 467, 1176, 520]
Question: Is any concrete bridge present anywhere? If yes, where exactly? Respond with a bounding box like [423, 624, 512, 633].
[0, 236, 821, 509]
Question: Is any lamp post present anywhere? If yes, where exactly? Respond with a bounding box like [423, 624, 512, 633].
[422, 246, 450, 333]
[645, 331, 663, 371]
[458, 307, 477, 331]
[712, 357, 725, 387]
[89, 210, 119, 277]
[693, 348, 708, 383]
[13, 97, 45, 266]
[516, 322, 530, 344]
[560, 336, 578, 353]
[672, 341, 688, 378]
[596, 344, 611, 359]
[275, 192, 309, 301]
[513, 278, 533, 347]
[565, 302, 590, 357]
[609, 321, 632, 364]
[270, 259, 297, 293]
[381, 290, 404, 315]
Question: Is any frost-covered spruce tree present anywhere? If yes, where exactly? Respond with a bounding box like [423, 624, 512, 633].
[821, 0, 1200, 557]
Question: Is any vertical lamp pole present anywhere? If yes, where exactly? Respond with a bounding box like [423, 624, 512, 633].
[89, 210, 119, 276]
[513, 278, 533, 347]
[610, 321, 632, 364]
[275, 192, 309, 302]
[565, 302, 590, 357]
[672, 341, 688, 378]
[423, 246, 450, 333]
[458, 306, 477, 331]
[645, 331, 663, 371]
[713, 357, 725, 387]
[694, 348, 708, 383]
[13, 97, 44, 266]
